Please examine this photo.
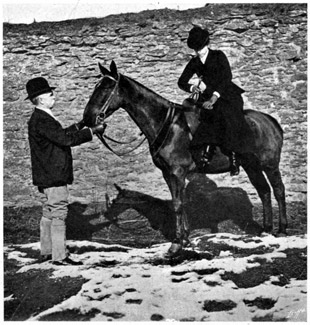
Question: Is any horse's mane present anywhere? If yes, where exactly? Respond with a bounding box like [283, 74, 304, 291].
[123, 74, 177, 108]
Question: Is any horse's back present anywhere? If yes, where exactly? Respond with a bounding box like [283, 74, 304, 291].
[244, 109, 283, 165]
[245, 109, 283, 133]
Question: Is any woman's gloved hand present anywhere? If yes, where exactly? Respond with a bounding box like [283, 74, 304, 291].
[191, 85, 201, 93]
[202, 94, 218, 110]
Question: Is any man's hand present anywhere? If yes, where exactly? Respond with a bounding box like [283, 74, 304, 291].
[91, 123, 107, 136]
[76, 120, 85, 130]
[202, 95, 218, 110]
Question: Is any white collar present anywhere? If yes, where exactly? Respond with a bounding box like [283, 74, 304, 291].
[36, 106, 58, 120]
[198, 46, 209, 64]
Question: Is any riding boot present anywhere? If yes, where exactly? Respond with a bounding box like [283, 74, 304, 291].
[201, 145, 216, 165]
[230, 151, 240, 176]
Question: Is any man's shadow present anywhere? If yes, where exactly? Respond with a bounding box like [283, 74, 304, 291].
[66, 174, 262, 243]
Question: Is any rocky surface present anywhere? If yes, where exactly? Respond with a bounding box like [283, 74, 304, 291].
[4, 233, 307, 321]
[3, 3, 307, 208]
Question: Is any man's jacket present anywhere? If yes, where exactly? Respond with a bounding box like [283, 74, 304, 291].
[28, 109, 92, 188]
[178, 49, 244, 101]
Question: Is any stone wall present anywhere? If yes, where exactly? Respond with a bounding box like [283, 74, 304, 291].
[3, 3, 307, 207]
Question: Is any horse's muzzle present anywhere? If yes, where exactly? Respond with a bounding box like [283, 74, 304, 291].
[82, 112, 93, 127]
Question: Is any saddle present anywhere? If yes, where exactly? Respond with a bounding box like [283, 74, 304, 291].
[182, 98, 201, 136]
[182, 96, 240, 175]
[182, 97, 219, 147]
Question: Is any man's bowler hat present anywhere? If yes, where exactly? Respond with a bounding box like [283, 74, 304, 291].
[25, 77, 56, 100]
[187, 26, 210, 51]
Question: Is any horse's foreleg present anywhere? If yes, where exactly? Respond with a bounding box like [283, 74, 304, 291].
[265, 167, 287, 235]
[242, 156, 273, 233]
[163, 167, 189, 256]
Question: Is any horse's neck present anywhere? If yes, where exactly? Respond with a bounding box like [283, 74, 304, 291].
[121, 77, 173, 141]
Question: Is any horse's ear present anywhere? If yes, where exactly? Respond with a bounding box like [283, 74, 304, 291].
[110, 60, 119, 80]
[98, 62, 110, 76]
[114, 183, 123, 194]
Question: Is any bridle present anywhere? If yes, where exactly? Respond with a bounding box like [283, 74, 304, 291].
[95, 74, 120, 125]
[94, 74, 146, 157]
[93, 73, 177, 159]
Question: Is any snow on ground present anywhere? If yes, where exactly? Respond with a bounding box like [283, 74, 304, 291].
[5, 233, 307, 322]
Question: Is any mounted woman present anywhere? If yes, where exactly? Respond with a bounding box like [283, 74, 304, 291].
[178, 26, 256, 176]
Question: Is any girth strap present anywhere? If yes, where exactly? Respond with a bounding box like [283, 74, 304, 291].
[150, 104, 177, 156]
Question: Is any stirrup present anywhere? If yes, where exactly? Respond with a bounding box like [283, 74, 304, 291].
[201, 145, 213, 164]
[230, 152, 240, 176]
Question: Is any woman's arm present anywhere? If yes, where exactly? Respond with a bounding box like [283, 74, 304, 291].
[178, 59, 197, 93]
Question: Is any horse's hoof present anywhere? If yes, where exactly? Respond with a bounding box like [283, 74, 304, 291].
[276, 231, 287, 237]
[260, 231, 274, 237]
[167, 243, 182, 257]
[263, 225, 273, 233]
[278, 227, 288, 236]
[182, 238, 190, 248]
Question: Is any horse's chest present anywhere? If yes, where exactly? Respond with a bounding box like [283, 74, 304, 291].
[159, 124, 190, 160]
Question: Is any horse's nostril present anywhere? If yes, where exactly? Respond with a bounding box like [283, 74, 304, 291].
[84, 114, 97, 127]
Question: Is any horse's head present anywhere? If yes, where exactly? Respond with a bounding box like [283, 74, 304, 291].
[83, 61, 122, 126]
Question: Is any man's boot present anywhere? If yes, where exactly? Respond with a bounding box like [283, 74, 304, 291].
[230, 151, 240, 176]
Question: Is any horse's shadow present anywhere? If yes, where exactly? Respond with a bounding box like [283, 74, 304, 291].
[66, 202, 110, 241]
[66, 175, 262, 243]
[184, 174, 262, 235]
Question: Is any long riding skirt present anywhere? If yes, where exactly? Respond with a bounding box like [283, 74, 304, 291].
[192, 95, 255, 154]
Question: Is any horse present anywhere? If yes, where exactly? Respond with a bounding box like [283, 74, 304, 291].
[83, 61, 287, 257]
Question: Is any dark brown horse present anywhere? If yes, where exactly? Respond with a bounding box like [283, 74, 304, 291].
[83, 61, 287, 256]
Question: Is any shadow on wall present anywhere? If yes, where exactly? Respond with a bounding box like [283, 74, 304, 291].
[66, 175, 262, 246]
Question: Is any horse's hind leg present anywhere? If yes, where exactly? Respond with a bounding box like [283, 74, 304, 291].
[264, 166, 287, 235]
[241, 155, 273, 233]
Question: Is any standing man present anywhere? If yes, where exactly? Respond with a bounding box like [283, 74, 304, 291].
[26, 77, 105, 266]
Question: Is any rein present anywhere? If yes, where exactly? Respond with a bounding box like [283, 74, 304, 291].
[96, 132, 147, 159]
[95, 74, 147, 157]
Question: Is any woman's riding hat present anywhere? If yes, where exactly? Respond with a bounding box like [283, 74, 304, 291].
[187, 26, 210, 51]
[25, 77, 56, 100]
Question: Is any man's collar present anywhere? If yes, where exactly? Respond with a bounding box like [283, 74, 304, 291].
[36, 106, 57, 120]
